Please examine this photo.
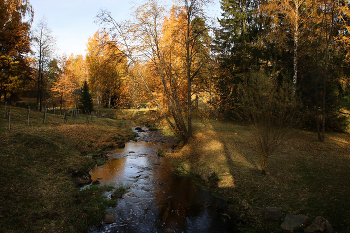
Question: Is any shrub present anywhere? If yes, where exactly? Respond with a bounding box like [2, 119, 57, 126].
[238, 70, 301, 174]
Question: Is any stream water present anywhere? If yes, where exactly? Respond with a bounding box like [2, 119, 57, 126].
[89, 127, 239, 233]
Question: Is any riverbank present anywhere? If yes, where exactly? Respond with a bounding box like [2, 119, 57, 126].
[0, 105, 136, 232]
[168, 119, 350, 232]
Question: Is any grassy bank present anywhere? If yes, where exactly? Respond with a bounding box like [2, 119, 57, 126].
[169, 119, 350, 232]
[0, 104, 136, 232]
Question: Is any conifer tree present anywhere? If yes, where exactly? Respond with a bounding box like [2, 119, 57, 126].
[213, 0, 265, 113]
[79, 81, 93, 113]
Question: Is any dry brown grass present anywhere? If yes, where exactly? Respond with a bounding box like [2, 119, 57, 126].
[0, 104, 134, 232]
[169, 119, 350, 232]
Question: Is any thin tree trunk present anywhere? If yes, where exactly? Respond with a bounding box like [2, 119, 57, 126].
[320, 2, 335, 142]
[37, 29, 43, 112]
[186, 0, 193, 139]
[315, 41, 322, 141]
[96, 86, 101, 109]
[321, 38, 330, 142]
[28, 106, 30, 126]
[8, 110, 11, 131]
[4, 101, 7, 118]
[60, 95, 63, 115]
[43, 106, 47, 124]
[293, 7, 299, 93]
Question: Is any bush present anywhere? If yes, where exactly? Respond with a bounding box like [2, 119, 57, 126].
[238, 70, 301, 174]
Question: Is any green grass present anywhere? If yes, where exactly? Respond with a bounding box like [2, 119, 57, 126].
[0, 104, 137, 232]
[169, 119, 350, 232]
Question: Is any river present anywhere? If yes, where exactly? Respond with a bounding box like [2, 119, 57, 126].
[89, 126, 239, 233]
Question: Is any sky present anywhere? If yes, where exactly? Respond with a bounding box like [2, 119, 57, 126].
[29, 0, 222, 57]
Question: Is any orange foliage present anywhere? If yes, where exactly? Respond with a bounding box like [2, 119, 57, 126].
[51, 55, 87, 108]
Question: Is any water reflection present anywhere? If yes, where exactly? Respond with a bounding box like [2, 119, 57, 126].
[89, 128, 239, 233]
[91, 158, 126, 182]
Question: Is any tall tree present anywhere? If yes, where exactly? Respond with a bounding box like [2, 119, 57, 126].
[0, 0, 33, 102]
[31, 17, 56, 111]
[183, 0, 211, 138]
[262, 0, 317, 92]
[86, 31, 102, 109]
[98, 1, 188, 140]
[51, 55, 85, 110]
[86, 31, 127, 109]
[213, 0, 265, 113]
[97, 0, 211, 141]
[316, 0, 349, 141]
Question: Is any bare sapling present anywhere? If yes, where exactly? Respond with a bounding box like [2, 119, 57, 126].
[239, 70, 300, 175]
[8, 110, 11, 131]
[85, 112, 89, 123]
[74, 110, 77, 124]
[43, 106, 47, 124]
[27, 106, 30, 126]
[4, 101, 7, 118]
[63, 112, 67, 123]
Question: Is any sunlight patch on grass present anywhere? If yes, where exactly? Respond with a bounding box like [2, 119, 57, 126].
[328, 135, 350, 148]
[203, 139, 224, 151]
[218, 173, 235, 188]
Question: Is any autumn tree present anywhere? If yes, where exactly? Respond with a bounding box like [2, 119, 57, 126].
[51, 55, 86, 111]
[45, 58, 62, 107]
[31, 17, 56, 111]
[182, 0, 212, 137]
[97, 0, 211, 141]
[0, 0, 33, 103]
[86, 31, 127, 109]
[313, 0, 350, 141]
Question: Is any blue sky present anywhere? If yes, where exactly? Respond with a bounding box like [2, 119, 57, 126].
[30, 0, 221, 56]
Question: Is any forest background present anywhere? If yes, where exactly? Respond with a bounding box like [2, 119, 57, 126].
[1, 0, 350, 163]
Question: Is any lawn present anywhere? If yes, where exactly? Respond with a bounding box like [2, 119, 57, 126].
[169, 118, 350, 232]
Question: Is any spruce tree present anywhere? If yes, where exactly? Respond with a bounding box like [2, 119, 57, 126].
[79, 81, 93, 113]
[212, 0, 267, 115]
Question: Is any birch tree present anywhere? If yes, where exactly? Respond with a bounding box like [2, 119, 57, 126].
[262, 0, 313, 92]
